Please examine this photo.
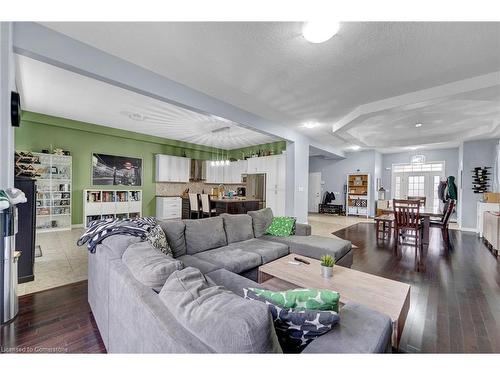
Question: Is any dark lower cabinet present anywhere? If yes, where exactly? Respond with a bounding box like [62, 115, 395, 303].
[14, 178, 36, 284]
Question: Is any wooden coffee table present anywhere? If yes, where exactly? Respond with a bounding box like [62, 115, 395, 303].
[258, 253, 410, 349]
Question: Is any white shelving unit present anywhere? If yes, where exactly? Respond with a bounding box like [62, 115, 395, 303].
[83, 189, 142, 228]
[34, 153, 72, 233]
[346, 173, 371, 218]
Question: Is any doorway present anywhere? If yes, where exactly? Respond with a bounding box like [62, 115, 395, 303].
[391, 162, 445, 211]
[308, 172, 322, 213]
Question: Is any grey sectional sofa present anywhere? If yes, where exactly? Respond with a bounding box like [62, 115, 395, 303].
[88, 208, 392, 353]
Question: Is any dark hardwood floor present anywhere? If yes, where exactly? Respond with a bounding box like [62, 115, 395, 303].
[0, 281, 106, 353]
[334, 223, 500, 353]
[1, 223, 498, 354]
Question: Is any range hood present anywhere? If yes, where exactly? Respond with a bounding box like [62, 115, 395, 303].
[190, 159, 206, 181]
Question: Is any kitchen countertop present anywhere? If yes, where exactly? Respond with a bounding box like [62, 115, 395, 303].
[211, 198, 261, 203]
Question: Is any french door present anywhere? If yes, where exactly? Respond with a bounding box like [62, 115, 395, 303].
[391, 162, 445, 211]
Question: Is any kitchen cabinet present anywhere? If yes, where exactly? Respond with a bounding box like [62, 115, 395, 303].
[155, 155, 190, 182]
[477, 202, 500, 236]
[205, 160, 247, 184]
[156, 197, 182, 220]
[245, 154, 287, 216]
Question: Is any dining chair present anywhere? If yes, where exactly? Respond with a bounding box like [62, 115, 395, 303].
[375, 214, 394, 242]
[407, 196, 426, 208]
[200, 194, 217, 217]
[393, 199, 423, 268]
[430, 199, 455, 250]
[188, 193, 201, 219]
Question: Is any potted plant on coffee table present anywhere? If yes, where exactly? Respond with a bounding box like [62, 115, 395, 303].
[320, 255, 335, 278]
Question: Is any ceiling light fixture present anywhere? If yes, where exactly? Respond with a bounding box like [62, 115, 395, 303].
[415, 123, 423, 128]
[128, 112, 145, 121]
[350, 145, 361, 151]
[302, 122, 320, 129]
[302, 21, 340, 43]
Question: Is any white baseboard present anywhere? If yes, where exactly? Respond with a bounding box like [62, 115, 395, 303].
[458, 227, 477, 233]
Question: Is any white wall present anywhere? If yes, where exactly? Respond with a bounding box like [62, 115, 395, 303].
[0, 22, 15, 189]
[309, 150, 379, 216]
[380, 148, 460, 196]
[459, 138, 500, 229]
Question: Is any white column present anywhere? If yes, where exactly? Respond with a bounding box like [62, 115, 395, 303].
[0, 22, 15, 190]
[285, 138, 309, 224]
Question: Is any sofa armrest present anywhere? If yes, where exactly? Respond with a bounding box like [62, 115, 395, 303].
[295, 223, 311, 236]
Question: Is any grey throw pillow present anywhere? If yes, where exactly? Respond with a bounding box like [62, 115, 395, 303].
[122, 242, 183, 288]
[220, 214, 254, 244]
[248, 207, 274, 237]
[243, 288, 340, 353]
[159, 220, 186, 258]
[159, 267, 282, 353]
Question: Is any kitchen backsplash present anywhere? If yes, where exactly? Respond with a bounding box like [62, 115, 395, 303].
[156, 181, 244, 196]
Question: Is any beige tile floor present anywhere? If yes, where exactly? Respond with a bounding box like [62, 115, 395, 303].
[17, 213, 455, 295]
[17, 228, 87, 296]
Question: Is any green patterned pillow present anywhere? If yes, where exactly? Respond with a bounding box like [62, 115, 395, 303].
[265, 216, 296, 237]
[248, 288, 340, 313]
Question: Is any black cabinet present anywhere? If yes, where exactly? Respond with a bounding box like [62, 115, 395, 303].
[14, 178, 36, 283]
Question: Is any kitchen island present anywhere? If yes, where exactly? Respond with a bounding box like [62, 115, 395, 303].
[211, 198, 261, 215]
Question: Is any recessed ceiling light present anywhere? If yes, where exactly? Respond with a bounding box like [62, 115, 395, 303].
[350, 145, 361, 151]
[127, 112, 145, 121]
[302, 122, 320, 129]
[302, 21, 340, 44]
[415, 123, 423, 128]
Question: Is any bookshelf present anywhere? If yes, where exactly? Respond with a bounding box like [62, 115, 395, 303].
[83, 189, 142, 228]
[346, 173, 371, 218]
[32, 152, 72, 233]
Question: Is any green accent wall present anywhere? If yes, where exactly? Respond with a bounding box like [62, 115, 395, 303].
[229, 141, 287, 160]
[16, 112, 226, 225]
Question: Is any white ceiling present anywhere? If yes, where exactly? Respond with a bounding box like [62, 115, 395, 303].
[337, 85, 500, 153]
[16, 55, 278, 150]
[29, 22, 500, 153]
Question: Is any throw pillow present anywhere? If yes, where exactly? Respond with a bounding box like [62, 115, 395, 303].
[265, 216, 296, 237]
[249, 288, 340, 312]
[147, 220, 172, 256]
[243, 288, 340, 353]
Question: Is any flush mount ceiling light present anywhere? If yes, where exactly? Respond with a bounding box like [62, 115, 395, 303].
[302, 21, 340, 43]
[350, 145, 361, 151]
[122, 111, 145, 121]
[415, 123, 423, 128]
[301, 121, 320, 129]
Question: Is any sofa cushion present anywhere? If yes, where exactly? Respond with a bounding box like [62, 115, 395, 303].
[101, 234, 142, 258]
[301, 302, 392, 353]
[230, 238, 288, 264]
[159, 220, 186, 258]
[159, 267, 282, 353]
[220, 214, 254, 244]
[122, 241, 184, 288]
[248, 207, 274, 237]
[177, 255, 222, 274]
[184, 217, 227, 255]
[262, 234, 351, 262]
[194, 247, 262, 274]
[244, 288, 339, 353]
[205, 268, 262, 297]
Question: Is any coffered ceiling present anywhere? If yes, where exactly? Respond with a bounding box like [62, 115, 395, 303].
[34, 22, 500, 152]
[16, 55, 278, 150]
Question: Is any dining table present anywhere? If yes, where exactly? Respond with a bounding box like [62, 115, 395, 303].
[378, 205, 442, 271]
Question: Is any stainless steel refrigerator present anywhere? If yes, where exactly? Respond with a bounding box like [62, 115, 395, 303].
[245, 174, 266, 209]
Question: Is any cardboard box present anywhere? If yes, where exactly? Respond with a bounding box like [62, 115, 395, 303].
[484, 192, 500, 203]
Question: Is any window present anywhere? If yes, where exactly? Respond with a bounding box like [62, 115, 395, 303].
[393, 162, 443, 173]
[408, 175, 425, 197]
[394, 176, 402, 199]
[433, 175, 441, 211]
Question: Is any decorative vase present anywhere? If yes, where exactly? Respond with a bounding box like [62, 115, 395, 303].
[321, 265, 333, 278]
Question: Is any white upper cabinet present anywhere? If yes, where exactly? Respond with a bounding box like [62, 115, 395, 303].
[205, 160, 248, 184]
[155, 154, 190, 182]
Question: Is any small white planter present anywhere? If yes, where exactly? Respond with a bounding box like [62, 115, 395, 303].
[321, 265, 333, 278]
